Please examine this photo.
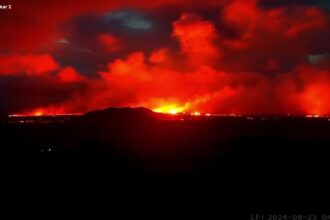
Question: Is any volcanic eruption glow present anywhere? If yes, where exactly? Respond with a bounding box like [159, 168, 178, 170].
[9, 107, 82, 117]
[1, 0, 330, 116]
[153, 104, 188, 115]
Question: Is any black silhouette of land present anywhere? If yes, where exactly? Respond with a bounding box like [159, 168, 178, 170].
[1, 107, 329, 210]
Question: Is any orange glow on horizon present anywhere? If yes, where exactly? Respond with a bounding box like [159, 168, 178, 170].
[300, 84, 330, 116]
[191, 112, 201, 116]
[305, 114, 321, 118]
[34, 110, 44, 117]
[153, 104, 187, 115]
[9, 107, 83, 117]
[152, 103, 210, 116]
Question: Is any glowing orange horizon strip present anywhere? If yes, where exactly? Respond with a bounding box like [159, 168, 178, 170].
[8, 113, 83, 117]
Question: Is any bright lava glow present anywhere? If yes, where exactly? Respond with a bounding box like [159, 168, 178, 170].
[9, 113, 83, 117]
[34, 110, 44, 117]
[306, 114, 321, 118]
[153, 104, 186, 115]
[9, 107, 83, 117]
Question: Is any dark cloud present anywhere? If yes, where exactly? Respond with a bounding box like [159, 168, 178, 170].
[259, 0, 330, 10]
[0, 0, 186, 52]
[104, 10, 153, 31]
[52, 9, 178, 75]
[0, 76, 86, 115]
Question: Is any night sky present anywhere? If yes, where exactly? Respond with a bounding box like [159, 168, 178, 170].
[0, 0, 330, 116]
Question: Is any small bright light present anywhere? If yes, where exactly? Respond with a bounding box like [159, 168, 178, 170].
[191, 112, 201, 116]
[306, 115, 320, 118]
[169, 110, 178, 115]
[34, 111, 44, 117]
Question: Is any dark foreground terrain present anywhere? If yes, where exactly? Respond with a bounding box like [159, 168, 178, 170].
[1, 107, 329, 214]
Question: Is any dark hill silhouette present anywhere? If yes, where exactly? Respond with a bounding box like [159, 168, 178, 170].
[81, 107, 162, 123]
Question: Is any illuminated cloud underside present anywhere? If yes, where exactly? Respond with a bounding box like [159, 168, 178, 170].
[0, 0, 330, 116]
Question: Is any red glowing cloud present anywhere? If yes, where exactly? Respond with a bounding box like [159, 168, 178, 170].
[173, 13, 220, 66]
[0, 54, 59, 76]
[1, 0, 330, 116]
[97, 34, 124, 53]
[58, 67, 86, 83]
[296, 66, 330, 115]
[300, 84, 330, 115]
